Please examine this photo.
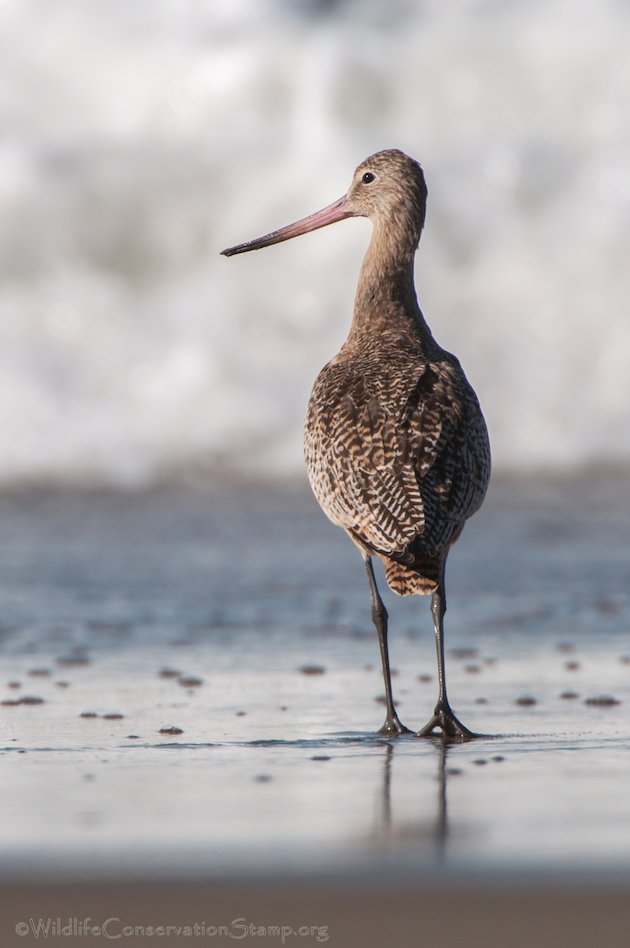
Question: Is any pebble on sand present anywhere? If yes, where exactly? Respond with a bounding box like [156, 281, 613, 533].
[1, 695, 45, 706]
[177, 676, 204, 687]
[450, 647, 479, 660]
[298, 664, 326, 676]
[584, 695, 620, 707]
[56, 654, 90, 667]
[159, 726, 184, 735]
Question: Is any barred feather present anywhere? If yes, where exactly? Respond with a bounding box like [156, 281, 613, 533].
[305, 337, 490, 595]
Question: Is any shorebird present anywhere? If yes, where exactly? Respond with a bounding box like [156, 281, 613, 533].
[222, 149, 491, 740]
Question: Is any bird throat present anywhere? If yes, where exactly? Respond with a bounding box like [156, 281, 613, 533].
[348, 229, 427, 345]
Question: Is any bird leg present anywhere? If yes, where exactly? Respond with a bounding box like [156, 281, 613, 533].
[417, 576, 477, 741]
[364, 556, 412, 737]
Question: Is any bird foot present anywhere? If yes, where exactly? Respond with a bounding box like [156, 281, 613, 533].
[378, 716, 413, 738]
[416, 702, 477, 742]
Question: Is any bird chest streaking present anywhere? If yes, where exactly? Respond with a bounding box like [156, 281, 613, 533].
[222, 148, 491, 741]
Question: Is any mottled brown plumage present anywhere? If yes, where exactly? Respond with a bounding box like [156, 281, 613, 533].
[305, 334, 489, 596]
[222, 149, 491, 740]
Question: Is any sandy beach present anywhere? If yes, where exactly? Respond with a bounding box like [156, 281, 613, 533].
[1, 472, 630, 946]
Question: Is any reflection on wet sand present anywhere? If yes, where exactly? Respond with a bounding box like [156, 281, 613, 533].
[373, 740, 450, 861]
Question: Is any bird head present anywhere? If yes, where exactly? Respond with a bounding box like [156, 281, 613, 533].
[221, 149, 427, 258]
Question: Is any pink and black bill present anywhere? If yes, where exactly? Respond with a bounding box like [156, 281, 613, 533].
[221, 196, 353, 256]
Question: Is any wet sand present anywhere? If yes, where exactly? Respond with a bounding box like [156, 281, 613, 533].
[1, 473, 630, 945]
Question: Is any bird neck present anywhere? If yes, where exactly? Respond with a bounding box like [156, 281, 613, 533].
[348, 223, 430, 345]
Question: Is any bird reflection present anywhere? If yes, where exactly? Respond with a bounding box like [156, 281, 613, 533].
[373, 739, 454, 860]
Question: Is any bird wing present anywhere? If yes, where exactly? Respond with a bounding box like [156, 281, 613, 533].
[304, 355, 489, 557]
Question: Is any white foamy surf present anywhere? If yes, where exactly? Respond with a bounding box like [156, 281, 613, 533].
[0, 0, 629, 485]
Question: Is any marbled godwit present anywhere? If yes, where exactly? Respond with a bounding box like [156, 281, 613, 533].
[222, 149, 491, 740]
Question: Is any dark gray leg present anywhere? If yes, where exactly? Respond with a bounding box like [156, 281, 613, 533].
[364, 556, 411, 737]
[417, 566, 476, 741]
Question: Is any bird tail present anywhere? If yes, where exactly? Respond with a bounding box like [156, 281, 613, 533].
[382, 555, 440, 597]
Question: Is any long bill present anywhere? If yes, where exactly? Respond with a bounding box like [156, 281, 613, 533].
[221, 196, 353, 257]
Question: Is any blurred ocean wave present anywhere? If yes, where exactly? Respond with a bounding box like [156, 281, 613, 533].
[0, 0, 629, 486]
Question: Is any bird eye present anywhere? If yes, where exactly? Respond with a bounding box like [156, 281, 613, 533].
[362, 172, 375, 184]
